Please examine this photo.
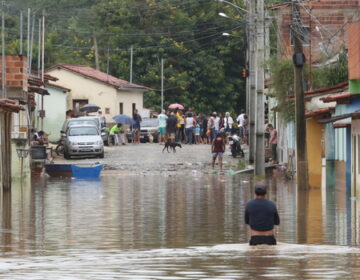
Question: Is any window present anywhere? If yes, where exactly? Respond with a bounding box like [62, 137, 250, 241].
[73, 99, 88, 113]
[132, 103, 136, 115]
[119, 103, 123, 114]
[105, 107, 110, 114]
[290, 24, 310, 46]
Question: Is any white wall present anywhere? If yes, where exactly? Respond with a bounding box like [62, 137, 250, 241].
[46, 68, 144, 124]
[42, 86, 68, 142]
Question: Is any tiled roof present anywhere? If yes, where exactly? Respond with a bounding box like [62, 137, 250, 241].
[49, 64, 151, 91]
[305, 81, 348, 96]
[321, 92, 360, 103]
[0, 98, 23, 112]
[47, 82, 71, 92]
[305, 107, 334, 118]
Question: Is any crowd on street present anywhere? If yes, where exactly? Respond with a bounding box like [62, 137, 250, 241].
[157, 108, 249, 145]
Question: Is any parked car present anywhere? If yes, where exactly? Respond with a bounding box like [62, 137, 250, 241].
[61, 116, 109, 145]
[63, 125, 104, 159]
[127, 118, 159, 143]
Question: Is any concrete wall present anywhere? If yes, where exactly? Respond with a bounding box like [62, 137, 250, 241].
[46, 68, 144, 124]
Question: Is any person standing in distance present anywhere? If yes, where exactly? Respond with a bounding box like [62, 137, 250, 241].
[245, 182, 280, 245]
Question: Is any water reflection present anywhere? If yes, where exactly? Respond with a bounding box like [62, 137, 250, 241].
[0, 173, 360, 278]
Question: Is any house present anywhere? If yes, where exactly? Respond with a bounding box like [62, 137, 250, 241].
[268, 1, 360, 188]
[46, 65, 151, 125]
[0, 55, 28, 188]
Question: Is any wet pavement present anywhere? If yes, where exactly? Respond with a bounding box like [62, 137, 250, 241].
[1, 144, 360, 279]
[53, 143, 244, 175]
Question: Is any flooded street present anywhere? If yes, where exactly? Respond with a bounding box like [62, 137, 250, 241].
[1, 145, 360, 279]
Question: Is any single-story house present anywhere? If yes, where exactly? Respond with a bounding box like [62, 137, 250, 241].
[46, 64, 151, 125]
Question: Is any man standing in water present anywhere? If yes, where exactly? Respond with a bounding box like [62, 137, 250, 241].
[245, 182, 280, 245]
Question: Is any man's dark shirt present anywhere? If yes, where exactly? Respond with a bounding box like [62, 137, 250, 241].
[245, 198, 280, 231]
[167, 116, 178, 133]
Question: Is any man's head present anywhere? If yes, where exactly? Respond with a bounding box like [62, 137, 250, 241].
[254, 182, 267, 196]
[267, 124, 273, 130]
[98, 110, 102, 114]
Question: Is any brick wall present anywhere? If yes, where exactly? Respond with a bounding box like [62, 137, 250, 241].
[348, 21, 360, 79]
[0, 55, 28, 90]
[274, 1, 360, 62]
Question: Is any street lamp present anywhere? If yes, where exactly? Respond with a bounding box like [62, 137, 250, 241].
[218, 12, 230, 18]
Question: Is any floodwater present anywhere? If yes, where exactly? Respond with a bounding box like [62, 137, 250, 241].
[1, 172, 360, 279]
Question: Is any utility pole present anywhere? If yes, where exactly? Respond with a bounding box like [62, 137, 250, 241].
[161, 58, 164, 111]
[292, 1, 308, 189]
[27, 8, 30, 68]
[40, 10, 45, 130]
[19, 11, 23, 55]
[254, 0, 265, 176]
[247, 0, 256, 164]
[1, 1, 6, 98]
[129, 45, 133, 83]
[37, 18, 41, 75]
[93, 33, 99, 70]
[29, 13, 35, 75]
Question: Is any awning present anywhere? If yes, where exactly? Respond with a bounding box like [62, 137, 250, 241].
[0, 98, 24, 112]
[317, 109, 360, 124]
[28, 85, 50, 95]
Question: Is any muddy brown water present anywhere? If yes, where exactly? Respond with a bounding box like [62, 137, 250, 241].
[0, 172, 360, 279]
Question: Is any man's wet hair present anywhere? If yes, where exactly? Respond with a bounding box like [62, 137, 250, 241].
[254, 182, 267, 196]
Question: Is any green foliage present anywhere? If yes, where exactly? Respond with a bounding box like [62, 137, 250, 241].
[268, 57, 295, 122]
[268, 51, 348, 122]
[312, 51, 348, 88]
[5, 0, 247, 114]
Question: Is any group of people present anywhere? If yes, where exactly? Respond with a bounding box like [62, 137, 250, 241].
[30, 129, 47, 146]
[106, 109, 143, 146]
[157, 108, 249, 146]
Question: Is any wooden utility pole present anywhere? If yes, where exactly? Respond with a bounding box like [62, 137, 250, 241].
[248, 0, 256, 164]
[255, 0, 265, 176]
[292, 1, 308, 189]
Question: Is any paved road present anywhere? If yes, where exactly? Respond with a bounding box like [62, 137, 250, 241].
[53, 143, 245, 175]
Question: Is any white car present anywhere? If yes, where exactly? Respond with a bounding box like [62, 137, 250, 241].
[61, 116, 109, 145]
[63, 125, 104, 159]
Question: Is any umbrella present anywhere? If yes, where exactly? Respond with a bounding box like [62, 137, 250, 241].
[80, 104, 101, 113]
[112, 114, 135, 125]
[168, 103, 184, 110]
